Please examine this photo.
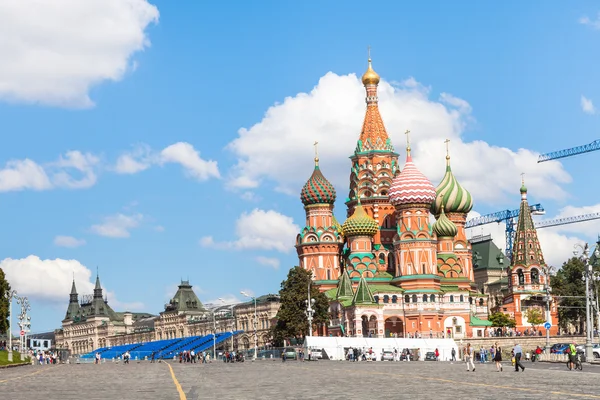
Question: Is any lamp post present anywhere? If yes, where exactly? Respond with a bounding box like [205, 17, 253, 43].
[542, 267, 552, 353]
[240, 291, 258, 360]
[305, 281, 315, 337]
[211, 308, 217, 360]
[574, 243, 596, 362]
[15, 296, 30, 354]
[218, 298, 235, 352]
[6, 290, 17, 362]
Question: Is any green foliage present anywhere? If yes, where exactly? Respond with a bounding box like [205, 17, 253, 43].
[489, 311, 516, 328]
[524, 307, 545, 329]
[0, 350, 29, 365]
[551, 257, 586, 332]
[0, 268, 11, 334]
[271, 267, 330, 346]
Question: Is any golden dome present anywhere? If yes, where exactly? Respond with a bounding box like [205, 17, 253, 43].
[361, 58, 380, 86]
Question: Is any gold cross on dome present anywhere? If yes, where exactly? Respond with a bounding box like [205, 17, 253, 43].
[405, 129, 411, 154]
[444, 138, 450, 160]
[313, 141, 319, 165]
[368, 45, 371, 60]
[521, 172, 525, 184]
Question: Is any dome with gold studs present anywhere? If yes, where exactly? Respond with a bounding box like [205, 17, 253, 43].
[342, 201, 379, 237]
[362, 58, 380, 86]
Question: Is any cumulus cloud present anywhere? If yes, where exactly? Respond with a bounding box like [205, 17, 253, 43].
[54, 235, 86, 248]
[160, 142, 220, 181]
[0, 255, 145, 309]
[0, 150, 100, 192]
[200, 209, 299, 253]
[0, 0, 159, 107]
[90, 213, 143, 238]
[581, 96, 596, 114]
[580, 14, 600, 30]
[113, 142, 220, 182]
[226, 73, 571, 204]
[256, 256, 280, 270]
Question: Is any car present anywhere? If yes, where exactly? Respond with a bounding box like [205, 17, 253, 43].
[424, 352, 437, 361]
[593, 346, 599, 360]
[309, 349, 323, 360]
[283, 348, 297, 360]
[381, 351, 394, 361]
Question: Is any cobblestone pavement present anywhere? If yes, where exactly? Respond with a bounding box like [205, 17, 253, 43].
[1, 360, 600, 400]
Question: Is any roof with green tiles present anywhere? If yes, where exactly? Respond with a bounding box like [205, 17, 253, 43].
[352, 276, 376, 305]
[336, 270, 354, 300]
[471, 238, 507, 270]
[470, 315, 493, 327]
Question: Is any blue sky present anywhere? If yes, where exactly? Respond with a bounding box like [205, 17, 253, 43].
[1, 0, 600, 332]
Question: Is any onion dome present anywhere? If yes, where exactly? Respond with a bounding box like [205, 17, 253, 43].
[361, 58, 380, 86]
[433, 206, 458, 238]
[389, 152, 436, 206]
[300, 158, 336, 206]
[431, 157, 473, 215]
[342, 201, 379, 237]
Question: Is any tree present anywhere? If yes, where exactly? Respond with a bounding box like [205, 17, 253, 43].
[551, 257, 586, 333]
[489, 311, 516, 328]
[524, 307, 545, 331]
[0, 267, 11, 334]
[271, 267, 330, 346]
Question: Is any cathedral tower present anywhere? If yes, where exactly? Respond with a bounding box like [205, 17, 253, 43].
[296, 148, 344, 281]
[431, 141, 474, 285]
[347, 55, 399, 271]
[389, 134, 439, 291]
[341, 200, 379, 278]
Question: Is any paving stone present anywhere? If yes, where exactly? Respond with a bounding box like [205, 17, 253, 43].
[1, 359, 599, 400]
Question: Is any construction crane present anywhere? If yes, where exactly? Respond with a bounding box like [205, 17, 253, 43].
[467, 208, 600, 261]
[538, 139, 600, 163]
[465, 204, 545, 262]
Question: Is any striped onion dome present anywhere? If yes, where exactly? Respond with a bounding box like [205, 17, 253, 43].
[389, 153, 436, 206]
[431, 158, 473, 215]
[342, 202, 378, 237]
[300, 163, 336, 206]
[433, 206, 458, 238]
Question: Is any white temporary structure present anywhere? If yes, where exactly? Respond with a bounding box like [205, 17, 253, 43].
[303, 336, 460, 361]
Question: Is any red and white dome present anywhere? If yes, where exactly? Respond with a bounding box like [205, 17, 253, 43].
[389, 154, 436, 206]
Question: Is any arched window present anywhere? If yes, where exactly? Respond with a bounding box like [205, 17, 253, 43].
[479, 298, 484, 306]
[431, 294, 436, 302]
[374, 295, 380, 304]
[392, 295, 398, 304]
[412, 294, 418, 303]
[469, 297, 473, 305]
[383, 295, 389, 304]
[531, 269, 540, 284]
[517, 269, 525, 285]
[423, 294, 428, 302]
[450, 295, 454, 302]
[459, 295, 464, 302]
[405, 294, 410, 303]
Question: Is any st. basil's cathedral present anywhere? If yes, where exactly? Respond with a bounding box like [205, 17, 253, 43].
[295, 57, 558, 339]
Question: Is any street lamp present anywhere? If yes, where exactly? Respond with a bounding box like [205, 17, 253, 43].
[6, 290, 17, 362]
[542, 266, 552, 353]
[210, 308, 217, 360]
[218, 298, 235, 352]
[305, 280, 315, 337]
[15, 296, 30, 355]
[240, 291, 258, 360]
[574, 243, 598, 362]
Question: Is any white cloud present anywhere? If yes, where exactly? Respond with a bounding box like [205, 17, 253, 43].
[154, 225, 165, 232]
[0, 150, 100, 192]
[200, 209, 299, 253]
[51, 151, 100, 189]
[0, 255, 143, 310]
[256, 256, 280, 270]
[579, 14, 600, 30]
[0, 159, 52, 192]
[0, 0, 159, 108]
[90, 213, 143, 238]
[54, 235, 86, 248]
[581, 95, 596, 114]
[114, 144, 153, 174]
[226, 72, 571, 204]
[160, 142, 220, 181]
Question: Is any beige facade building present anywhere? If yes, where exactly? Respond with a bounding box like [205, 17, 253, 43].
[55, 279, 280, 355]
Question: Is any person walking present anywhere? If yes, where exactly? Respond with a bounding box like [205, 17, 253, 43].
[464, 344, 475, 372]
[513, 343, 525, 372]
[451, 347, 456, 362]
[493, 343, 503, 372]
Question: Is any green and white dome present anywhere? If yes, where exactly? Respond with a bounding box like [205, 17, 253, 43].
[431, 158, 473, 215]
[433, 206, 458, 238]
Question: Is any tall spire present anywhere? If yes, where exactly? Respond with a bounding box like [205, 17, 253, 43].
[352, 275, 376, 305]
[511, 181, 545, 267]
[93, 270, 103, 299]
[69, 278, 78, 304]
[356, 52, 393, 154]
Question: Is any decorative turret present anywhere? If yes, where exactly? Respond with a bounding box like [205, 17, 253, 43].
[336, 269, 354, 300]
[342, 200, 379, 237]
[431, 140, 473, 215]
[389, 131, 436, 207]
[511, 178, 545, 267]
[352, 275, 376, 305]
[361, 57, 380, 86]
[64, 278, 81, 321]
[93, 273, 103, 299]
[300, 150, 336, 206]
[433, 206, 458, 238]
